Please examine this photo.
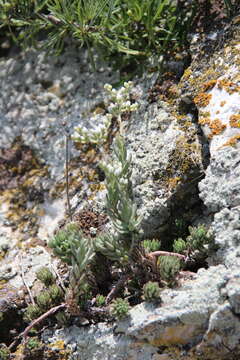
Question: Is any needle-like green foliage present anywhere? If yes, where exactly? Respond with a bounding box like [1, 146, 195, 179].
[3, 0, 232, 70]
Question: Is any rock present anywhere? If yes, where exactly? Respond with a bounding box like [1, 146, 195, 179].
[126, 101, 203, 239]
[0, 13, 240, 360]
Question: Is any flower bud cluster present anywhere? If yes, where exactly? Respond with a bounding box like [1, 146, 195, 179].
[72, 82, 138, 145]
[72, 113, 112, 145]
[104, 81, 138, 117]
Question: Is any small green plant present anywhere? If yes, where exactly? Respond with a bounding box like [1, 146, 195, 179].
[36, 291, 53, 311]
[95, 135, 142, 265]
[173, 224, 213, 261]
[25, 337, 43, 351]
[48, 223, 80, 264]
[143, 281, 161, 302]
[36, 267, 55, 287]
[111, 298, 130, 320]
[0, 344, 10, 360]
[48, 284, 64, 304]
[172, 237, 187, 254]
[158, 255, 181, 284]
[95, 294, 106, 307]
[143, 239, 161, 253]
[55, 310, 69, 326]
[24, 304, 42, 322]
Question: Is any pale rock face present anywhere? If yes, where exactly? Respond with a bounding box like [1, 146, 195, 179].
[0, 17, 240, 360]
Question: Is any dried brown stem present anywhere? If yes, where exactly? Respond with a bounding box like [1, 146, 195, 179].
[105, 274, 129, 304]
[65, 134, 72, 221]
[9, 303, 66, 351]
[148, 251, 186, 260]
[19, 253, 35, 305]
[22, 303, 66, 340]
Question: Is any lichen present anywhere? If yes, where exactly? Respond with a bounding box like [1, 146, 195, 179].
[194, 93, 212, 107]
[217, 79, 240, 94]
[222, 135, 240, 147]
[202, 80, 217, 92]
[209, 118, 226, 136]
[229, 114, 240, 128]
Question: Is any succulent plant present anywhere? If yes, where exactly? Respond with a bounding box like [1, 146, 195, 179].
[36, 267, 55, 287]
[158, 256, 181, 284]
[48, 223, 80, 265]
[143, 239, 161, 253]
[143, 281, 161, 302]
[24, 304, 42, 322]
[48, 284, 64, 304]
[95, 294, 106, 307]
[36, 291, 52, 311]
[111, 298, 130, 320]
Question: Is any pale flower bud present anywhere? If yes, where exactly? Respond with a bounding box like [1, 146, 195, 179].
[104, 83, 112, 92]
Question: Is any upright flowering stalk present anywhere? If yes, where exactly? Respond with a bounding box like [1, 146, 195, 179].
[72, 81, 138, 145]
[72, 113, 112, 145]
[94, 136, 142, 266]
[104, 81, 138, 134]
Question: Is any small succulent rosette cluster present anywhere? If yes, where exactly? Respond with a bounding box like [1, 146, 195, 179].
[104, 81, 138, 116]
[72, 113, 112, 145]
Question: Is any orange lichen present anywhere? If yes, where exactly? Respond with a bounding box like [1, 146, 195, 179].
[202, 80, 217, 92]
[199, 117, 211, 125]
[222, 135, 240, 147]
[194, 93, 212, 107]
[182, 68, 192, 80]
[209, 118, 226, 136]
[168, 177, 181, 191]
[217, 79, 240, 94]
[220, 100, 226, 107]
[229, 114, 240, 128]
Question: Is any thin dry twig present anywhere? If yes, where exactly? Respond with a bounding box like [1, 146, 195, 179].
[22, 303, 66, 340]
[105, 274, 129, 304]
[9, 303, 66, 351]
[148, 251, 186, 260]
[65, 134, 72, 221]
[19, 253, 35, 305]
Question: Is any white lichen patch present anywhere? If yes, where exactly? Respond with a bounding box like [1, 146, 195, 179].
[198, 77, 240, 152]
[196, 48, 240, 155]
[37, 197, 66, 239]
